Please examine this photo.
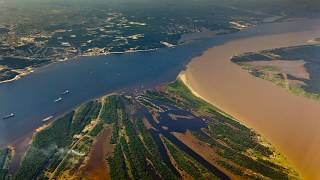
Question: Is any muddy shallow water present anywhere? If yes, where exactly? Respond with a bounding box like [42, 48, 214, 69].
[184, 19, 320, 179]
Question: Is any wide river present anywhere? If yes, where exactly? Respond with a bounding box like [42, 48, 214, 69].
[0, 18, 319, 178]
[184, 19, 320, 179]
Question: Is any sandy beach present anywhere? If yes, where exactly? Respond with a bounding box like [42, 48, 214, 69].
[182, 21, 320, 179]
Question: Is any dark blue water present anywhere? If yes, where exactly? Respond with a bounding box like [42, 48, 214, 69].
[142, 99, 229, 179]
[0, 19, 317, 146]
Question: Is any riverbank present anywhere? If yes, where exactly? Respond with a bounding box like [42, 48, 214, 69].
[5, 81, 299, 179]
[182, 20, 320, 179]
[0, 47, 169, 84]
[231, 43, 320, 101]
[0, 68, 33, 84]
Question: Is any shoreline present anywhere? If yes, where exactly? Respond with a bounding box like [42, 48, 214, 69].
[182, 21, 320, 179]
[0, 69, 30, 84]
[178, 72, 205, 100]
[0, 42, 177, 85]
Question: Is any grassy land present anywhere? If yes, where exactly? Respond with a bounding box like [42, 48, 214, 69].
[144, 80, 301, 179]
[163, 138, 219, 180]
[0, 148, 12, 180]
[14, 100, 102, 179]
[239, 62, 320, 100]
[4, 80, 301, 180]
[106, 96, 178, 180]
[231, 44, 320, 101]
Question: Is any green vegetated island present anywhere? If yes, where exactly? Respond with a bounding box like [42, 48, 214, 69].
[232, 42, 320, 100]
[1, 80, 300, 180]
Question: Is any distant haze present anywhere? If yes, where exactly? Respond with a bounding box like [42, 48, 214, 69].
[284, 0, 320, 10]
[2, 0, 320, 10]
[1, 0, 319, 6]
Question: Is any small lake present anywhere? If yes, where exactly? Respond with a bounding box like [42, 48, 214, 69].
[0, 19, 316, 147]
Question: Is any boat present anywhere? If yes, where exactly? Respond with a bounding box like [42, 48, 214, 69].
[2, 113, 15, 119]
[61, 90, 70, 95]
[54, 97, 63, 103]
[42, 116, 53, 122]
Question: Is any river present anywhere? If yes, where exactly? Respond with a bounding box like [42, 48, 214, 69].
[1, 18, 319, 178]
[184, 19, 320, 179]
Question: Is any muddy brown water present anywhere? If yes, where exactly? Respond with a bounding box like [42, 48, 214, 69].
[184, 21, 320, 179]
[82, 126, 113, 180]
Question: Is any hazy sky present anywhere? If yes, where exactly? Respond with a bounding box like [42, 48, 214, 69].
[0, 0, 319, 11]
